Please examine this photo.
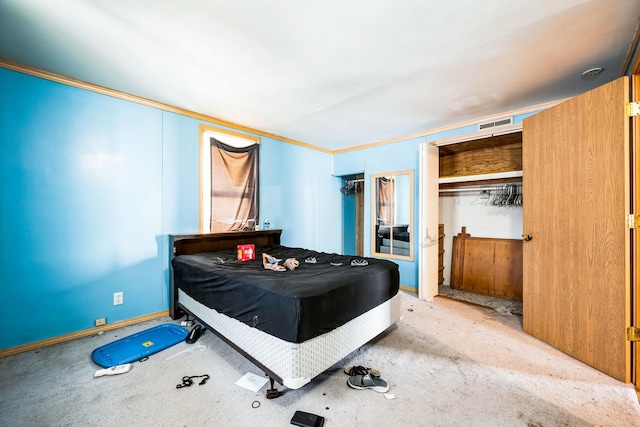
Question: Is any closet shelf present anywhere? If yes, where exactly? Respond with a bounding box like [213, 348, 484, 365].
[439, 171, 522, 184]
[439, 171, 522, 190]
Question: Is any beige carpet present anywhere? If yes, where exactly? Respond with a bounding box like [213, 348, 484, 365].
[1, 293, 639, 426]
[438, 284, 523, 315]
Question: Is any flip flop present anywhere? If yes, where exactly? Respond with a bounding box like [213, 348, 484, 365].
[262, 253, 286, 271]
[284, 258, 299, 270]
[347, 373, 389, 393]
[344, 365, 381, 377]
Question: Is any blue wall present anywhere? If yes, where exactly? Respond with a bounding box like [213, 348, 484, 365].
[0, 67, 339, 350]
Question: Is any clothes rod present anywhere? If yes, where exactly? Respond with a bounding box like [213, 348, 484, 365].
[439, 187, 493, 193]
[439, 183, 521, 193]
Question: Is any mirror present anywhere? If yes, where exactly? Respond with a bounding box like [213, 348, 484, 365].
[371, 169, 414, 260]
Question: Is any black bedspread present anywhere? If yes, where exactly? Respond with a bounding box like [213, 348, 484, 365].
[172, 245, 400, 343]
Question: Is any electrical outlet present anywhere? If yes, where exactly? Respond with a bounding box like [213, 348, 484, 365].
[95, 317, 106, 327]
[113, 292, 123, 305]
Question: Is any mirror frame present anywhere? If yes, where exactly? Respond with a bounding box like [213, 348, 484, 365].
[370, 169, 414, 261]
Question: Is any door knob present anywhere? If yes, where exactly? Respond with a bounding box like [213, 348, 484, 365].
[522, 233, 533, 241]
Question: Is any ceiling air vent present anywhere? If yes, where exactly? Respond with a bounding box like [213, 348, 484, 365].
[478, 117, 513, 131]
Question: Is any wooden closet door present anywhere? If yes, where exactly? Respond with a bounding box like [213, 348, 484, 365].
[522, 77, 631, 382]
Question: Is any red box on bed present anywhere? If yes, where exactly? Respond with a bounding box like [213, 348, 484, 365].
[237, 244, 255, 261]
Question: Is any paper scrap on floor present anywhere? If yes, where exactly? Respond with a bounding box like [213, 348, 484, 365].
[235, 372, 269, 392]
[165, 342, 207, 360]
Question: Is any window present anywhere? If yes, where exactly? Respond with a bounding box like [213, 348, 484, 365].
[200, 125, 260, 233]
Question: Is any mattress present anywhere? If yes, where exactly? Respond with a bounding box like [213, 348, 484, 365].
[179, 289, 403, 389]
[172, 245, 400, 343]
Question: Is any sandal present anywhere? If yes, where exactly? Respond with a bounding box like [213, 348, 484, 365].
[347, 373, 389, 393]
[344, 365, 381, 377]
[262, 253, 286, 271]
[284, 258, 299, 270]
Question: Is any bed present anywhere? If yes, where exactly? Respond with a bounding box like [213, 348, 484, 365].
[169, 229, 402, 397]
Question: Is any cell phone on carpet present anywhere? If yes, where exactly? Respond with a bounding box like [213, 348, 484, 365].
[290, 410, 325, 427]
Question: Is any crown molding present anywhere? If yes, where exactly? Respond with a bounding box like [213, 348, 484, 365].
[2, 59, 571, 156]
[0, 59, 331, 154]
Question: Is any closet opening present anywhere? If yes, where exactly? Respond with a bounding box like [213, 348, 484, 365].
[341, 173, 364, 256]
[436, 128, 523, 315]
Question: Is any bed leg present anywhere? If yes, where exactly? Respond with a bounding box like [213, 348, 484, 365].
[266, 377, 279, 399]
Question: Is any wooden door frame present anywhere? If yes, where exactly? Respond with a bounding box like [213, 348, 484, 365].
[632, 72, 639, 392]
[629, 40, 640, 391]
[355, 173, 364, 256]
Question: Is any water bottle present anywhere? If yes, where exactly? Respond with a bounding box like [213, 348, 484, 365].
[263, 217, 270, 230]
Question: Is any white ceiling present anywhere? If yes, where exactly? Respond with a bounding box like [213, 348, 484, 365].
[1, 0, 639, 152]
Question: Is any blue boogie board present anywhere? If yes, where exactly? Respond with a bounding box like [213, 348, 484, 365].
[92, 324, 188, 368]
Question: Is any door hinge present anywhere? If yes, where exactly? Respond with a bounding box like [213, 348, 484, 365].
[626, 214, 638, 228]
[626, 214, 640, 228]
[625, 101, 640, 117]
[626, 326, 640, 341]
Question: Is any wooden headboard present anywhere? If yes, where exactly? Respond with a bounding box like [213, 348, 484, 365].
[169, 229, 282, 319]
[171, 229, 282, 257]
